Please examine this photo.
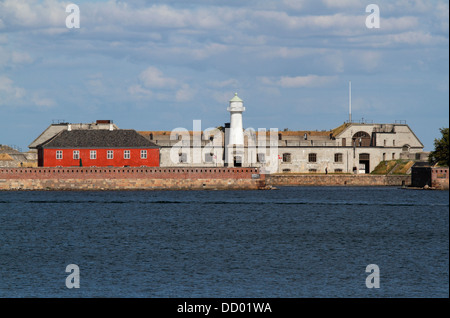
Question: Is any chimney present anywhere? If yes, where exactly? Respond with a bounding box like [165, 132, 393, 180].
[68, 124, 72, 131]
[109, 123, 114, 131]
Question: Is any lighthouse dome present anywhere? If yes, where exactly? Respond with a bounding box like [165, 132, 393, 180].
[229, 93, 243, 103]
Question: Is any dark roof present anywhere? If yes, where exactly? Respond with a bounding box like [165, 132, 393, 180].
[38, 129, 159, 149]
[412, 162, 432, 168]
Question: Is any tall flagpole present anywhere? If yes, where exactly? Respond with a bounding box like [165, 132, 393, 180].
[349, 81, 352, 123]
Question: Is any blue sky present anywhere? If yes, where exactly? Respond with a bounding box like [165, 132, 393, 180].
[0, 0, 448, 151]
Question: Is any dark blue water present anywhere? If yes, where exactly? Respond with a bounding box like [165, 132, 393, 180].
[0, 187, 448, 298]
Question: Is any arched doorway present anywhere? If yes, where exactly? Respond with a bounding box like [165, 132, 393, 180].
[353, 131, 371, 147]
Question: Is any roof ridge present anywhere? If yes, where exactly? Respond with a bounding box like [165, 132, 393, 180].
[38, 129, 159, 149]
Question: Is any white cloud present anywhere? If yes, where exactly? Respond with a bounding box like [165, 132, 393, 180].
[0, 0, 66, 29]
[31, 94, 56, 109]
[128, 84, 153, 99]
[0, 47, 34, 68]
[139, 66, 178, 89]
[176, 84, 196, 102]
[321, 0, 360, 8]
[209, 79, 240, 88]
[0, 76, 26, 105]
[0, 76, 57, 109]
[260, 75, 337, 88]
[11, 51, 33, 64]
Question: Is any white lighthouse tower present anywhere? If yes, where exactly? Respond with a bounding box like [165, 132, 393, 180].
[226, 93, 245, 167]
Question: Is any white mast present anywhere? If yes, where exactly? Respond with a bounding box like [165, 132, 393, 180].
[349, 81, 352, 123]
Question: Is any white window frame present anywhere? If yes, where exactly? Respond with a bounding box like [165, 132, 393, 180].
[73, 150, 80, 160]
[107, 150, 114, 160]
[124, 150, 131, 160]
[140, 150, 147, 159]
[90, 150, 97, 160]
[56, 150, 63, 160]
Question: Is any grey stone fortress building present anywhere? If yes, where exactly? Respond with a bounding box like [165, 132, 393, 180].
[139, 94, 427, 174]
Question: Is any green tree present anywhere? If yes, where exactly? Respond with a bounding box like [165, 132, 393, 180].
[429, 128, 449, 166]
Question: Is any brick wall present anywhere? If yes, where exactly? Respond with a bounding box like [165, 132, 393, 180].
[0, 167, 265, 190]
[432, 167, 449, 190]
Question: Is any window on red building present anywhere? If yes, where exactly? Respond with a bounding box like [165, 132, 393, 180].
[124, 150, 131, 159]
[141, 150, 147, 159]
[73, 150, 79, 160]
[56, 151, 63, 160]
[107, 150, 114, 159]
[90, 150, 97, 160]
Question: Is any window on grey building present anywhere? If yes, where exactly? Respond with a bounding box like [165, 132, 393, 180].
[282, 153, 291, 163]
[308, 153, 317, 163]
[257, 153, 266, 163]
[205, 153, 213, 163]
[309, 169, 317, 173]
[179, 153, 188, 163]
[334, 153, 343, 163]
[392, 153, 396, 160]
[415, 153, 421, 160]
[282, 169, 291, 172]
[334, 169, 343, 173]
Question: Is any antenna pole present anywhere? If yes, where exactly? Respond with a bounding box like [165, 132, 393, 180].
[349, 81, 352, 123]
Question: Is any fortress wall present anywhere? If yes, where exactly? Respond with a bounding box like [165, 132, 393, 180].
[0, 167, 262, 180]
[0, 168, 414, 190]
[0, 178, 265, 191]
[267, 174, 411, 187]
[0, 167, 265, 191]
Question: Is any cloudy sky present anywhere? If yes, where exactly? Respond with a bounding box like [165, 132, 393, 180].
[0, 0, 448, 151]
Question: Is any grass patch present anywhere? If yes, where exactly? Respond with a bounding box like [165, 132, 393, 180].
[391, 160, 414, 175]
[371, 160, 414, 175]
[371, 160, 397, 175]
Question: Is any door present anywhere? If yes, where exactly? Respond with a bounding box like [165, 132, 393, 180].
[359, 153, 370, 174]
[234, 156, 242, 167]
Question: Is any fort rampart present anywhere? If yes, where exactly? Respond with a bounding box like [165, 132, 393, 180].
[0, 167, 266, 190]
[266, 174, 411, 187]
[0, 168, 413, 190]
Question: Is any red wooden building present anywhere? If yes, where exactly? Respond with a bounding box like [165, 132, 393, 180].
[37, 129, 160, 167]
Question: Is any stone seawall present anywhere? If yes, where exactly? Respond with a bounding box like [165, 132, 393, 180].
[0, 168, 413, 190]
[0, 167, 266, 191]
[267, 174, 411, 187]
